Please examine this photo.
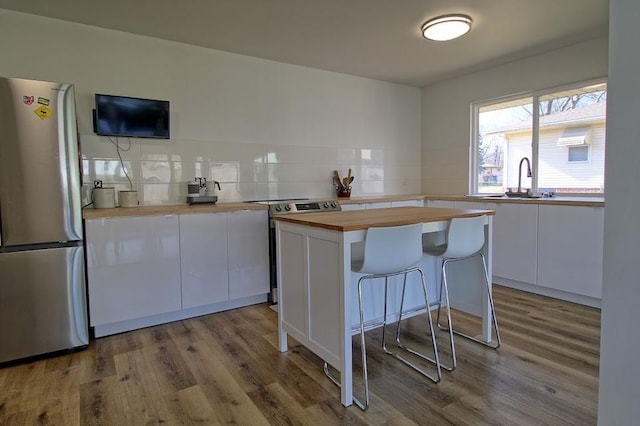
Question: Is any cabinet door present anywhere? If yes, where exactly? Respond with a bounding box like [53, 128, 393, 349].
[391, 199, 423, 207]
[457, 201, 538, 285]
[491, 203, 538, 285]
[452, 200, 495, 210]
[179, 213, 229, 309]
[425, 200, 455, 208]
[537, 205, 603, 298]
[227, 210, 270, 299]
[340, 203, 364, 211]
[86, 215, 181, 326]
[366, 202, 392, 209]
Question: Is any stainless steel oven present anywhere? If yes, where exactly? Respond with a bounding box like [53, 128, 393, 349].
[249, 198, 341, 303]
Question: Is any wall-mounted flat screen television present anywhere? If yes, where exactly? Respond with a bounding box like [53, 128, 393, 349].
[94, 94, 170, 139]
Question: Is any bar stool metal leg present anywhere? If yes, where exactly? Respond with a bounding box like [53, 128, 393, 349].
[437, 254, 501, 349]
[322, 274, 375, 411]
[383, 268, 442, 383]
[357, 275, 370, 409]
[433, 258, 456, 371]
[322, 363, 367, 410]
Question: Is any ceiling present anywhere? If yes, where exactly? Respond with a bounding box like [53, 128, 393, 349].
[0, 0, 609, 87]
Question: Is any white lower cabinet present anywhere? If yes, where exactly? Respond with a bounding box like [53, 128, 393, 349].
[537, 205, 604, 299]
[86, 209, 270, 336]
[86, 215, 181, 326]
[489, 202, 538, 285]
[444, 199, 603, 305]
[179, 213, 229, 308]
[227, 210, 270, 299]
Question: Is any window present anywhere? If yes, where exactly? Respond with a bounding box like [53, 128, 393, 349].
[472, 80, 606, 195]
[568, 145, 590, 163]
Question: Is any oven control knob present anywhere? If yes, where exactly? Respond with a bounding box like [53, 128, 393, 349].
[330, 202, 337, 208]
[275, 206, 282, 212]
[284, 205, 291, 211]
[323, 202, 329, 208]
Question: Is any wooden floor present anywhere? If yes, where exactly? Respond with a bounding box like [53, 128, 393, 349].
[0, 285, 600, 425]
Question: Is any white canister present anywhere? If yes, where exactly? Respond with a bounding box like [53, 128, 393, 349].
[93, 187, 116, 209]
[119, 190, 139, 207]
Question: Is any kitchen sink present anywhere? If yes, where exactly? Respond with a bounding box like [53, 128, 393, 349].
[504, 190, 542, 199]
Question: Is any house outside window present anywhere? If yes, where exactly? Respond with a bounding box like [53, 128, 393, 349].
[472, 80, 606, 195]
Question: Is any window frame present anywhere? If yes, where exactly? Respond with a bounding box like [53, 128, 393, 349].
[470, 77, 607, 196]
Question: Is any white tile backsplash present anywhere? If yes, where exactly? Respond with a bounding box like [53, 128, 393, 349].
[82, 137, 423, 204]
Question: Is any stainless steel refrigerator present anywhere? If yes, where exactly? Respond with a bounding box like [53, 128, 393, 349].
[0, 76, 88, 364]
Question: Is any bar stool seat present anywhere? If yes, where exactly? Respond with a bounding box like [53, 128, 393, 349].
[324, 223, 441, 411]
[423, 215, 501, 370]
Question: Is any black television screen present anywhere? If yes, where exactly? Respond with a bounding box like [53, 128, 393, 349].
[95, 94, 170, 139]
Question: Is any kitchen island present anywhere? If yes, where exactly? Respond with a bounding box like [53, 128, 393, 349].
[274, 206, 495, 407]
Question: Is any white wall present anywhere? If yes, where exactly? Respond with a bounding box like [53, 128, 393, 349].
[421, 37, 608, 195]
[0, 10, 421, 204]
[598, 0, 640, 423]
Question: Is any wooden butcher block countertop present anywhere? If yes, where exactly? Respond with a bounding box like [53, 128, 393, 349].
[83, 202, 267, 219]
[274, 206, 494, 232]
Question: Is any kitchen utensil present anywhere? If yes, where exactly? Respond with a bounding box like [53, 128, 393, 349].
[333, 170, 343, 189]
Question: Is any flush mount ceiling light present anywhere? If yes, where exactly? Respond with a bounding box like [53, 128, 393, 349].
[421, 14, 472, 41]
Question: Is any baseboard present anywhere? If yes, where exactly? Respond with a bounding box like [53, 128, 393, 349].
[493, 278, 601, 308]
[93, 294, 269, 338]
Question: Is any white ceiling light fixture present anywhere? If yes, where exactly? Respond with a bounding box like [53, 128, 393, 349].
[421, 14, 473, 41]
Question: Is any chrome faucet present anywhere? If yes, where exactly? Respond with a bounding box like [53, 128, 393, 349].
[517, 157, 532, 193]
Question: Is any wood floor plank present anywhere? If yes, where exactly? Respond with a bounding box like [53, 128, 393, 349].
[176, 340, 271, 425]
[0, 360, 46, 417]
[197, 315, 281, 393]
[282, 343, 415, 426]
[79, 376, 125, 426]
[208, 316, 335, 408]
[169, 384, 219, 425]
[147, 339, 198, 393]
[306, 398, 372, 426]
[0, 285, 600, 425]
[247, 381, 314, 425]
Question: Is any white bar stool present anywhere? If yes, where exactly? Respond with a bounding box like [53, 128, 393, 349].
[324, 223, 442, 411]
[423, 215, 501, 370]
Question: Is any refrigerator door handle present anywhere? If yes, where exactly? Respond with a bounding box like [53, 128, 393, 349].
[57, 84, 83, 241]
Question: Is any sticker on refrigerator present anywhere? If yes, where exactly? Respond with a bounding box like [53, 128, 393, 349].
[23, 95, 34, 105]
[33, 105, 53, 120]
[37, 97, 50, 106]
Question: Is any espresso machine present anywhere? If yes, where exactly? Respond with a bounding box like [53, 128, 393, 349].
[186, 177, 220, 204]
